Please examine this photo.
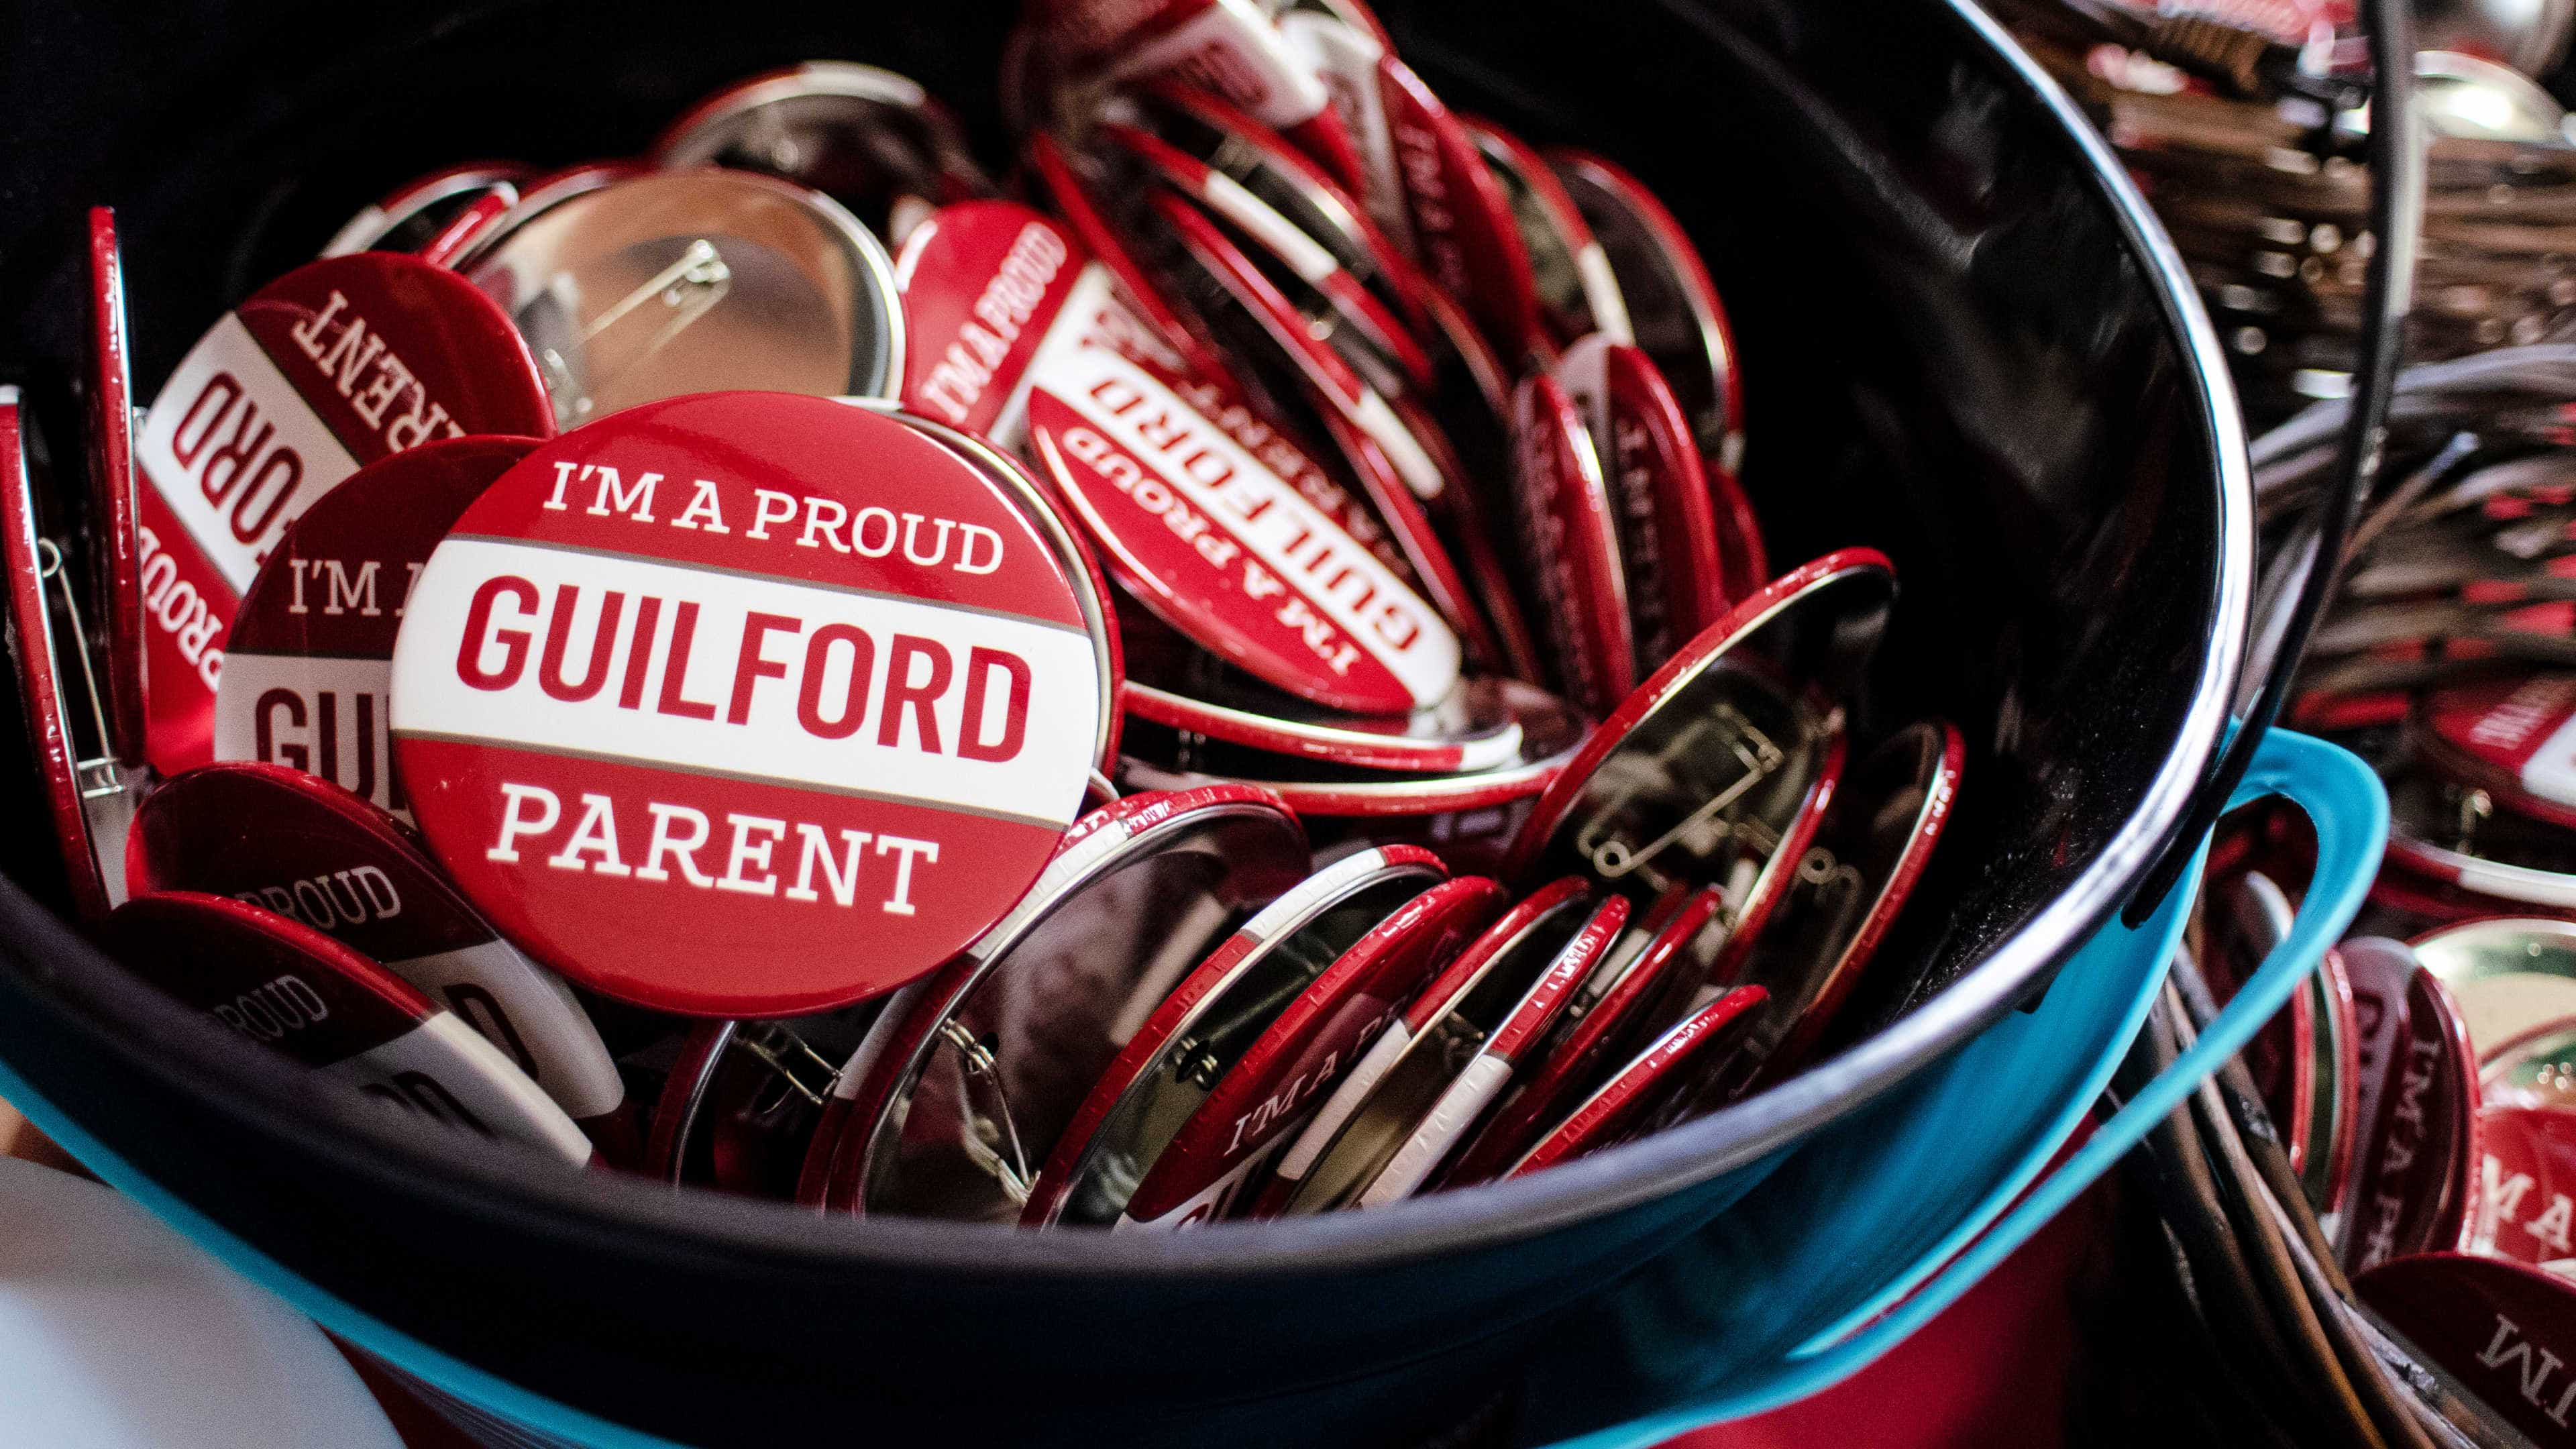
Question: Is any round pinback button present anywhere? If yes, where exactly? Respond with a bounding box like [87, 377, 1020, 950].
[125, 761, 627, 1132]
[85, 207, 147, 768]
[319, 163, 532, 261]
[1548, 148, 1747, 477]
[2413, 917, 2576, 1061]
[1361, 55, 1542, 364]
[1729, 720, 1962, 1084]
[1502, 983, 1771, 1180]
[1346, 891, 1627, 1209]
[1116, 873, 1508, 1228]
[1554, 335, 1729, 674]
[2310, 940, 2363, 1218]
[1461, 117, 1630, 351]
[1022, 843, 1456, 1226]
[1256, 876, 1605, 1216]
[1022, 309, 1463, 719]
[131, 251, 555, 776]
[811, 784, 1309, 1219]
[653, 62, 995, 238]
[98, 891, 592, 1164]
[2418, 672, 2576, 831]
[1504, 549, 1896, 908]
[464, 169, 904, 429]
[1115, 702, 1586, 816]
[215, 435, 539, 818]
[2472, 1102, 2576, 1275]
[1440, 884, 1722, 1187]
[1511, 372, 1632, 715]
[2343, 957, 2481, 1275]
[4, 390, 130, 922]
[2352, 1254, 2576, 1448]
[643, 1002, 881, 1197]
[388, 392, 1114, 1016]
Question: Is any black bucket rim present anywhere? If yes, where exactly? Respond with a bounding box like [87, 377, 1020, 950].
[0, 0, 2249, 1283]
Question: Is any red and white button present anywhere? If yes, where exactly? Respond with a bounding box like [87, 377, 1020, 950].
[126, 761, 626, 1134]
[99, 891, 592, 1163]
[132, 252, 554, 775]
[85, 207, 148, 767]
[388, 392, 1112, 1016]
[808, 784, 1309, 1218]
[217, 435, 539, 818]
[1502, 983, 1771, 1179]
[1021, 843, 1454, 1226]
[2420, 672, 2576, 830]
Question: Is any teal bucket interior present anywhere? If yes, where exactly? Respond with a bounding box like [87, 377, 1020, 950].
[1521, 727, 2387, 1446]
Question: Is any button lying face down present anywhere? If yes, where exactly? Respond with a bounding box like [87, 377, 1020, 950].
[1256, 877, 1603, 1215]
[466, 170, 904, 429]
[2382, 756, 2576, 918]
[1513, 372, 1631, 714]
[85, 208, 148, 767]
[389, 392, 1112, 1015]
[1116, 703, 1586, 816]
[126, 761, 627, 1133]
[1729, 719, 1962, 1085]
[806, 785, 1308, 1219]
[320, 163, 533, 262]
[1505, 551, 1896, 919]
[217, 435, 538, 818]
[2420, 672, 2576, 830]
[1554, 335, 1731, 672]
[653, 62, 994, 240]
[1548, 149, 1747, 478]
[132, 252, 555, 776]
[2414, 917, 2576, 1063]
[1022, 0, 1368, 194]
[1503, 983, 1770, 1179]
[1022, 844, 1457, 1225]
[645, 1003, 881, 1196]
[2353, 1254, 2576, 1447]
[1442, 885, 1721, 1186]
[1128, 80, 1434, 341]
[2341, 955, 2481, 1275]
[1461, 117, 1630, 352]
[3, 391, 136, 922]
[99, 891, 592, 1163]
[1117, 873, 1507, 1227]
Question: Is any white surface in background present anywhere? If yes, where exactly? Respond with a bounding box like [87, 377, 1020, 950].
[0, 1156, 400, 1448]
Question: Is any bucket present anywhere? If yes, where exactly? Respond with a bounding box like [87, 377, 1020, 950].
[0, 0, 2328, 1444]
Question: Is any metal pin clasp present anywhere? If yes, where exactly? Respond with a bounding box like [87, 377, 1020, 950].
[1576, 702, 1784, 885]
[539, 238, 733, 423]
[938, 1018, 1032, 1206]
[34, 538, 124, 799]
[737, 1022, 842, 1113]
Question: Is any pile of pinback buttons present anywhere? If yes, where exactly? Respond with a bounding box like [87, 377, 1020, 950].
[4, 1, 1972, 1226]
[2165, 352, 2576, 1412]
